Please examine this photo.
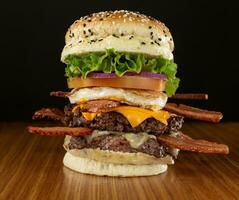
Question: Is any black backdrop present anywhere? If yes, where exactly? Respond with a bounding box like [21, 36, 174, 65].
[0, 0, 238, 121]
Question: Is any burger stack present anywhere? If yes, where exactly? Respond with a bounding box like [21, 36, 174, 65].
[28, 10, 228, 177]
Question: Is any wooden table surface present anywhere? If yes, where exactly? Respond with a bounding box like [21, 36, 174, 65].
[0, 122, 238, 200]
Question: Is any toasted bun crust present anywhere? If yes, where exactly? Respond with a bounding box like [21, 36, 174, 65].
[61, 10, 174, 62]
[63, 152, 168, 177]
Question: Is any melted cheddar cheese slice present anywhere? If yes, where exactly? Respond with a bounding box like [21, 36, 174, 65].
[72, 105, 170, 128]
[82, 112, 97, 121]
[113, 106, 170, 127]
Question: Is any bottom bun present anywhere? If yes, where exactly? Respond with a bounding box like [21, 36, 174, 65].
[63, 152, 168, 177]
[67, 148, 174, 165]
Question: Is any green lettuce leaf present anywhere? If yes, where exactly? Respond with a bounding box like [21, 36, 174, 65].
[64, 49, 180, 96]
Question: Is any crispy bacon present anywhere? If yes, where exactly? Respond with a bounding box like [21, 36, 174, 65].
[32, 108, 64, 121]
[171, 93, 208, 100]
[164, 103, 223, 123]
[50, 91, 69, 98]
[27, 126, 92, 136]
[158, 132, 229, 154]
[81, 100, 120, 113]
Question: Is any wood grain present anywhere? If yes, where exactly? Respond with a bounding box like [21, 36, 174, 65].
[0, 122, 239, 200]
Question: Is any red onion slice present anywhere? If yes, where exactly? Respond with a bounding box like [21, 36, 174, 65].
[88, 73, 117, 78]
[88, 72, 168, 80]
[126, 72, 168, 80]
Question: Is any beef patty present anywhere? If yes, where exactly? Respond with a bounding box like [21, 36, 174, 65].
[67, 134, 167, 158]
[63, 104, 184, 135]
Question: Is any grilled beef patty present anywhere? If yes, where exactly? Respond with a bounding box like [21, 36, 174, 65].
[63, 104, 184, 135]
[67, 134, 167, 158]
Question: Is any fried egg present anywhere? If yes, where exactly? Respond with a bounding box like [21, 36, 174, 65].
[68, 87, 167, 111]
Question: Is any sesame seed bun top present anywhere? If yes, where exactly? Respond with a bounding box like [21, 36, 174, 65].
[61, 10, 174, 62]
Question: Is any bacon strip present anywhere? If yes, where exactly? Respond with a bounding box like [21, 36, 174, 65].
[164, 103, 223, 123]
[32, 108, 64, 121]
[27, 126, 92, 136]
[50, 91, 69, 98]
[171, 93, 208, 100]
[158, 133, 229, 154]
[81, 100, 120, 113]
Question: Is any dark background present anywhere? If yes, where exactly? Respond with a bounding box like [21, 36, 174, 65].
[0, 0, 238, 121]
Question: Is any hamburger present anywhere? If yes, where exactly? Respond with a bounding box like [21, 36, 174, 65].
[28, 10, 229, 177]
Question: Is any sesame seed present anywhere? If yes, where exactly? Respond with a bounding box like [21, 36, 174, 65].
[149, 26, 152, 29]
[150, 32, 153, 35]
[83, 30, 86, 34]
[141, 42, 146, 45]
[98, 39, 103, 41]
[88, 19, 91, 22]
[155, 41, 160, 46]
[78, 40, 82, 43]
[100, 18, 103, 21]
[121, 33, 124, 36]
[129, 35, 134, 40]
[113, 34, 119, 38]
[158, 38, 162, 41]
[83, 23, 86, 27]
[150, 42, 154, 44]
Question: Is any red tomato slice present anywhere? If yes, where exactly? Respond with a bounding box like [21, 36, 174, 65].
[68, 76, 166, 92]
